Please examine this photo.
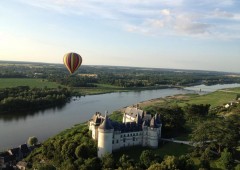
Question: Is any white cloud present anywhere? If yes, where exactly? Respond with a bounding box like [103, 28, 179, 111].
[161, 9, 170, 16]
[213, 8, 234, 18]
[17, 0, 240, 40]
[174, 14, 212, 35]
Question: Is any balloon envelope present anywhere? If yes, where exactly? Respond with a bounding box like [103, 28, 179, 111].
[63, 52, 82, 74]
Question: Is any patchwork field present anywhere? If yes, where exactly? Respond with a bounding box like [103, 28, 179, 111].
[0, 78, 63, 89]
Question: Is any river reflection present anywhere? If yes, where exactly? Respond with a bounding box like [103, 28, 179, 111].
[0, 104, 67, 122]
[0, 84, 240, 149]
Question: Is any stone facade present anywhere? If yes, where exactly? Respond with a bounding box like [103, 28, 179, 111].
[89, 107, 162, 157]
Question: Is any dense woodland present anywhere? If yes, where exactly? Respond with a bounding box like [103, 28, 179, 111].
[0, 86, 70, 113]
[1, 61, 240, 88]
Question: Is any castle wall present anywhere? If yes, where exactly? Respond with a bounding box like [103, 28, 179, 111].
[98, 129, 113, 157]
[122, 114, 135, 123]
[89, 111, 162, 157]
[147, 127, 158, 148]
[112, 131, 143, 151]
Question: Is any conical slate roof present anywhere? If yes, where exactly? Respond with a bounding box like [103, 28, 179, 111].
[154, 113, 161, 124]
[136, 113, 142, 125]
[150, 117, 158, 128]
[98, 115, 113, 130]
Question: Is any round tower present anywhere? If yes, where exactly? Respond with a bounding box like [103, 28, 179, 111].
[148, 117, 159, 148]
[97, 115, 114, 157]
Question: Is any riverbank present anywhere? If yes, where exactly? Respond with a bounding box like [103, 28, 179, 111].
[24, 85, 240, 170]
[77, 84, 184, 96]
[1, 84, 240, 149]
[134, 86, 240, 108]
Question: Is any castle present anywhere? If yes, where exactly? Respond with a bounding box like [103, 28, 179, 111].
[88, 106, 162, 157]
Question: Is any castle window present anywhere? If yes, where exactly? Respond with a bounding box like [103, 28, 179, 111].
[133, 133, 135, 136]
[127, 134, 129, 137]
[121, 135, 122, 138]
[124, 134, 125, 137]
[123, 139, 125, 143]
[130, 134, 132, 136]
[117, 140, 119, 143]
[133, 137, 135, 141]
[112, 140, 114, 144]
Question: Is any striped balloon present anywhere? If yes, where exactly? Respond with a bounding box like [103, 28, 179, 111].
[63, 52, 82, 74]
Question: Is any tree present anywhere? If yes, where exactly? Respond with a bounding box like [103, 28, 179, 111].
[184, 104, 210, 121]
[235, 164, 240, 170]
[81, 157, 102, 170]
[140, 150, 155, 168]
[178, 155, 194, 170]
[148, 163, 163, 170]
[160, 155, 179, 170]
[119, 154, 134, 169]
[101, 153, 115, 169]
[199, 159, 210, 170]
[37, 164, 56, 170]
[191, 119, 238, 154]
[27, 136, 38, 146]
[75, 144, 89, 159]
[217, 148, 234, 170]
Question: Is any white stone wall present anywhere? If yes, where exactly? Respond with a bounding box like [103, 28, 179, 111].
[147, 127, 158, 148]
[112, 131, 143, 151]
[98, 129, 113, 157]
[122, 114, 135, 123]
[89, 122, 98, 140]
[89, 116, 162, 157]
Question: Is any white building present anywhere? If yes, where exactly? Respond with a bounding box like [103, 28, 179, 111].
[89, 107, 162, 157]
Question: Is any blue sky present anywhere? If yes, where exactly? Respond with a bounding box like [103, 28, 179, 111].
[0, 0, 239, 72]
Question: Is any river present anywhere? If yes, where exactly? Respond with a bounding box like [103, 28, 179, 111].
[0, 83, 240, 149]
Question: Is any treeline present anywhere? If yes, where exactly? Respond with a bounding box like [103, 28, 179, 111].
[1, 62, 240, 88]
[0, 86, 71, 113]
[26, 124, 195, 170]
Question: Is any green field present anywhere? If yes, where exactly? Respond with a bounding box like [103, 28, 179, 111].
[0, 78, 63, 89]
[140, 87, 240, 109]
[187, 90, 240, 107]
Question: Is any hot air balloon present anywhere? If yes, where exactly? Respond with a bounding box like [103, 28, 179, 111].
[63, 52, 82, 74]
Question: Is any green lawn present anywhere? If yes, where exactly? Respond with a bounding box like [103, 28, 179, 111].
[0, 78, 63, 89]
[158, 89, 240, 108]
[113, 142, 191, 161]
[187, 91, 237, 107]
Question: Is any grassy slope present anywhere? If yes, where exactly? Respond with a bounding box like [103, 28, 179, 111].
[0, 78, 63, 89]
[139, 87, 240, 109]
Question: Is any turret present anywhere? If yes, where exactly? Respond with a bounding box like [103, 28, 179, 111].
[136, 113, 142, 125]
[154, 113, 162, 139]
[97, 114, 114, 157]
[148, 117, 159, 148]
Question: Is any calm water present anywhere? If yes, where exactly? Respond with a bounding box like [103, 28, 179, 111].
[0, 84, 239, 149]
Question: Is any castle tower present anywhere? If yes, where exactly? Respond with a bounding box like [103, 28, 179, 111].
[148, 117, 159, 148]
[136, 113, 142, 125]
[142, 121, 148, 146]
[154, 113, 162, 139]
[97, 115, 114, 157]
